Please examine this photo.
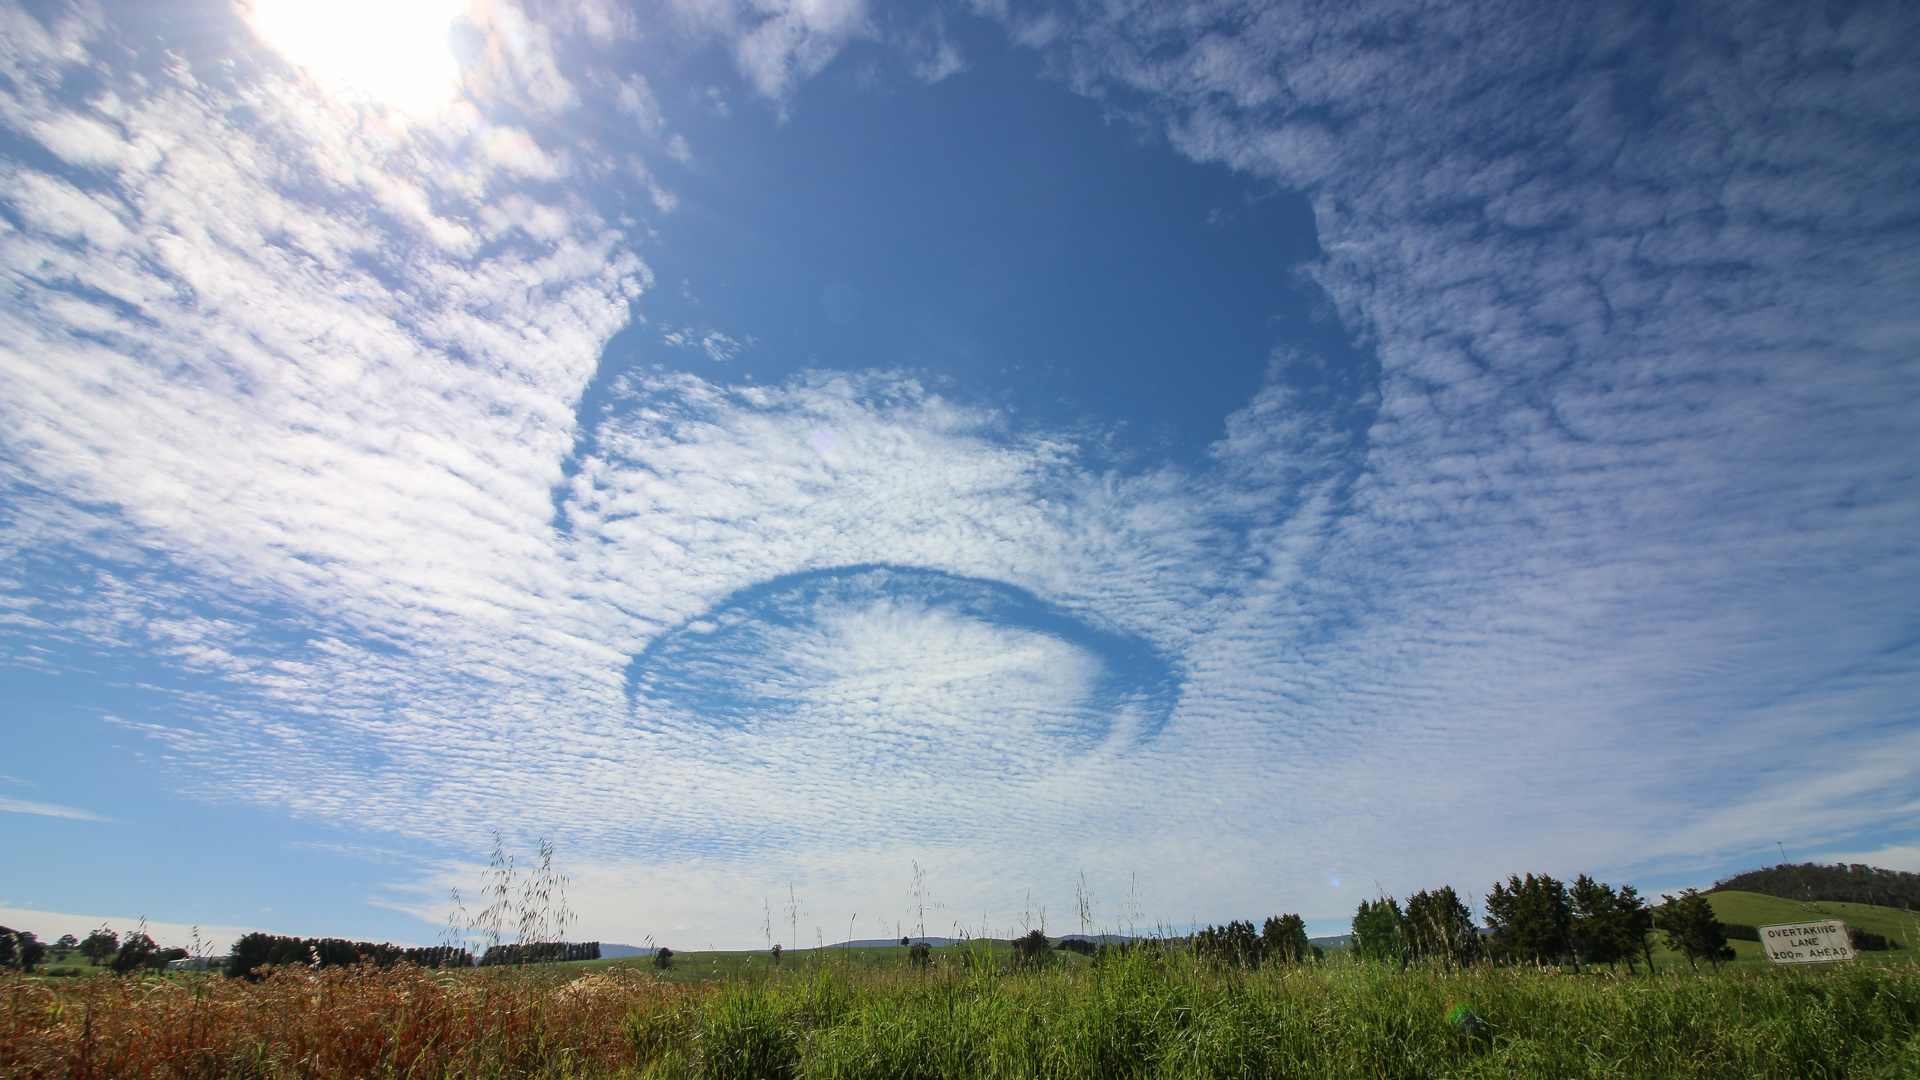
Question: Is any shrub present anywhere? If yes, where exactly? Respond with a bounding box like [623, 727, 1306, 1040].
[1011, 930, 1053, 969]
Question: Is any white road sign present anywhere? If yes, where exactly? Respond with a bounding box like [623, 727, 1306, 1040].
[1759, 920, 1856, 964]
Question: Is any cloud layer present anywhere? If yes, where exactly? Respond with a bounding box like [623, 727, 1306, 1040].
[1, 0, 1916, 943]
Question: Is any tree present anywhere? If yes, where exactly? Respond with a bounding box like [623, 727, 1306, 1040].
[1615, 885, 1656, 974]
[1484, 874, 1573, 968]
[81, 928, 119, 967]
[770, 943, 782, 967]
[1569, 876, 1628, 968]
[0, 927, 47, 972]
[111, 931, 162, 974]
[1261, 914, 1311, 965]
[653, 946, 674, 971]
[1351, 897, 1407, 966]
[55, 934, 79, 950]
[1405, 887, 1477, 970]
[1653, 889, 1734, 972]
[908, 941, 932, 968]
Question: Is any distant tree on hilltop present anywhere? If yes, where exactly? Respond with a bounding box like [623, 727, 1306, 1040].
[1712, 863, 1920, 910]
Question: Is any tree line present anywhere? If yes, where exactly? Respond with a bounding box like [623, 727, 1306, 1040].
[223, 933, 485, 979]
[1190, 914, 1316, 970]
[1352, 877, 1739, 972]
[1190, 876, 1743, 974]
[1713, 862, 1920, 911]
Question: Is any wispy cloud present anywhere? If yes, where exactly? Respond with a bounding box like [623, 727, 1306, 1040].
[1, 0, 1916, 946]
[0, 796, 110, 822]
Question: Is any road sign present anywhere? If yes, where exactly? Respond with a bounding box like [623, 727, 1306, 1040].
[1758, 920, 1855, 964]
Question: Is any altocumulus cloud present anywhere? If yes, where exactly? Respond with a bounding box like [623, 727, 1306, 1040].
[1, 0, 1918, 943]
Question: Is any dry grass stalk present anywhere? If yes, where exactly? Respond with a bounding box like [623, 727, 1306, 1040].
[2, 963, 705, 1080]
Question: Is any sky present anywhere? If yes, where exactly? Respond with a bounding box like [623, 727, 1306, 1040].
[0, 0, 1916, 951]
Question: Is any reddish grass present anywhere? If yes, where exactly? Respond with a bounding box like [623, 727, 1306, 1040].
[2, 964, 706, 1079]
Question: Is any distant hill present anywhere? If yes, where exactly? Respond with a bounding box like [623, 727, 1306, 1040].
[1710, 863, 1920, 911]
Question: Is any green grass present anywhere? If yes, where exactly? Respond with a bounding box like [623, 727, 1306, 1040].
[1707, 890, 1920, 945]
[627, 948, 1920, 1079]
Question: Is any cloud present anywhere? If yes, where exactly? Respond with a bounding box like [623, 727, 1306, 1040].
[993, 0, 1920, 874]
[3, 0, 1918, 946]
[0, 795, 111, 821]
[662, 0, 874, 104]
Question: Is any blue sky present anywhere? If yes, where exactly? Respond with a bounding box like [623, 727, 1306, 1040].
[1, 0, 1916, 950]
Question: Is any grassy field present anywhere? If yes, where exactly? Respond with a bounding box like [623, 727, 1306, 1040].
[6, 943, 1919, 1079]
[1708, 890, 1920, 943]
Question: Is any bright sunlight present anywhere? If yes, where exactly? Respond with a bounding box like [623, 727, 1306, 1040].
[244, 0, 467, 115]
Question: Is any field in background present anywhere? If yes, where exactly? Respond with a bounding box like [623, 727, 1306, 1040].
[6, 942, 1919, 1079]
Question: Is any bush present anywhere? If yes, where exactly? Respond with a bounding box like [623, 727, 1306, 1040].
[1849, 927, 1901, 951]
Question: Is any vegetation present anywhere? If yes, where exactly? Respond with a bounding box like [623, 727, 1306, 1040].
[0, 930, 46, 975]
[1703, 890, 1918, 950]
[9, 844, 1917, 1077]
[1713, 862, 1920, 910]
[1653, 889, 1737, 972]
[5, 945, 1919, 1079]
[225, 932, 481, 978]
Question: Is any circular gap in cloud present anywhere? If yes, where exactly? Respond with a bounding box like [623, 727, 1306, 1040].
[625, 565, 1179, 754]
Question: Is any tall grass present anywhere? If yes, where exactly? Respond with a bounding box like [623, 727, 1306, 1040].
[2, 962, 700, 1079]
[673, 950, 1920, 1080]
[7, 950, 1918, 1079]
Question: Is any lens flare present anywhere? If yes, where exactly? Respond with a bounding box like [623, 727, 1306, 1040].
[244, 0, 466, 115]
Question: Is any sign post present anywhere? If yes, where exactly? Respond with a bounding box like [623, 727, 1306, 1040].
[1758, 920, 1856, 964]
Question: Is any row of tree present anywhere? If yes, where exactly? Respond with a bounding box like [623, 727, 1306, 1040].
[2, 926, 189, 974]
[223, 933, 602, 978]
[224, 933, 478, 979]
[477, 941, 601, 966]
[1190, 914, 1315, 969]
[1351, 877, 1737, 972]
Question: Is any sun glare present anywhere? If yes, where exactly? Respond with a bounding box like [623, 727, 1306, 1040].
[244, 0, 467, 115]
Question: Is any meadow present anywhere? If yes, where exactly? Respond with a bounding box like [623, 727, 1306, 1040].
[6, 942, 1918, 1079]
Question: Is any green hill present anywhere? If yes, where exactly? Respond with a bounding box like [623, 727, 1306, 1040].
[1711, 862, 1920, 910]
[1706, 890, 1920, 947]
